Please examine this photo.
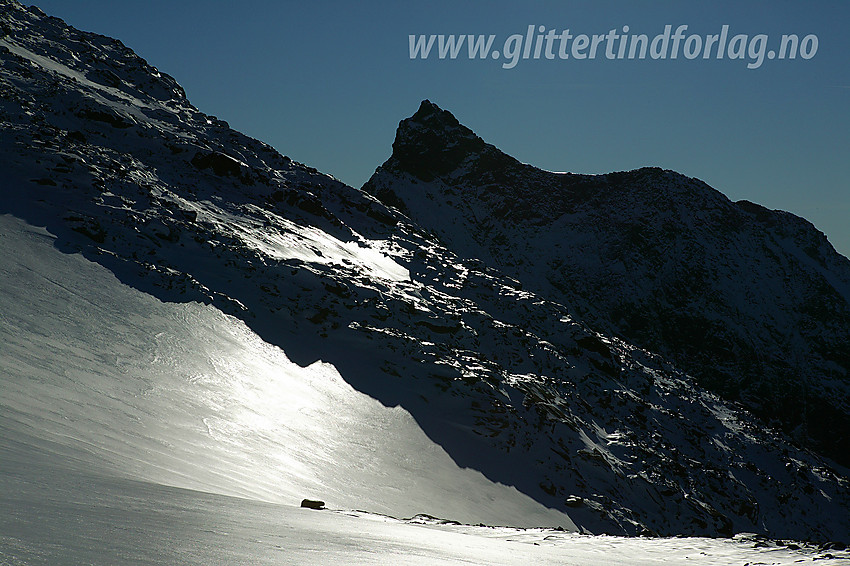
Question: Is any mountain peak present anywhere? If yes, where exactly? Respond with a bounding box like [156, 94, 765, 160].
[365, 101, 850, 470]
[388, 100, 496, 182]
[408, 99, 461, 129]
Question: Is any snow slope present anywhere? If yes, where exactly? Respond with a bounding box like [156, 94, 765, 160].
[2, 0, 850, 554]
[4, 213, 842, 565]
[5, 449, 844, 565]
[0, 214, 569, 528]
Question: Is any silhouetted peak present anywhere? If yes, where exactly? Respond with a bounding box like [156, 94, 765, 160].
[388, 100, 492, 182]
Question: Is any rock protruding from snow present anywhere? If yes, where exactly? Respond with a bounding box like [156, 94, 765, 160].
[300, 499, 326, 510]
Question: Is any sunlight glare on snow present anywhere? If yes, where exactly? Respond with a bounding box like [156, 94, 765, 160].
[0, 214, 564, 529]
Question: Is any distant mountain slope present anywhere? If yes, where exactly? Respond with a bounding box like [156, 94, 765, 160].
[2, 1, 850, 541]
[364, 100, 850, 468]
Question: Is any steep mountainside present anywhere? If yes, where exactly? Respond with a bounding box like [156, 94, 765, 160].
[364, 100, 850, 468]
[2, 1, 850, 541]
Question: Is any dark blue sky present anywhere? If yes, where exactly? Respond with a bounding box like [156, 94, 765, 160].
[33, 1, 850, 256]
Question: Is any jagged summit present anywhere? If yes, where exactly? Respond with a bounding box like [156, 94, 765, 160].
[378, 102, 758, 225]
[366, 101, 850, 468]
[402, 99, 471, 139]
[372, 102, 711, 226]
[408, 99, 459, 128]
[388, 99, 506, 184]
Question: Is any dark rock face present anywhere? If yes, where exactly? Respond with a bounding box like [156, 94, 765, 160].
[364, 101, 850, 468]
[390, 101, 490, 183]
[191, 151, 244, 177]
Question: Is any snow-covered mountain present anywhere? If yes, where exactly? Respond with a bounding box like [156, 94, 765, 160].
[2, 0, 850, 553]
[364, 99, 850, 469]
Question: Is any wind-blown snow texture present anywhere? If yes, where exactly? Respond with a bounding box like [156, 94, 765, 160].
[2, 0, 850, 549]
[0, 213, 569, 531]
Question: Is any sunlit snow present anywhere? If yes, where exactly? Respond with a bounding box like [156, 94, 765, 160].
[0, 214, 560, 528]
[2, 215, 843, 565]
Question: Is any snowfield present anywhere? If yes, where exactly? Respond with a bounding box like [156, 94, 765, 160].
[0, 215, 568, 529]
[3, 460, 842, 566]
[1, 217, 846, 565]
